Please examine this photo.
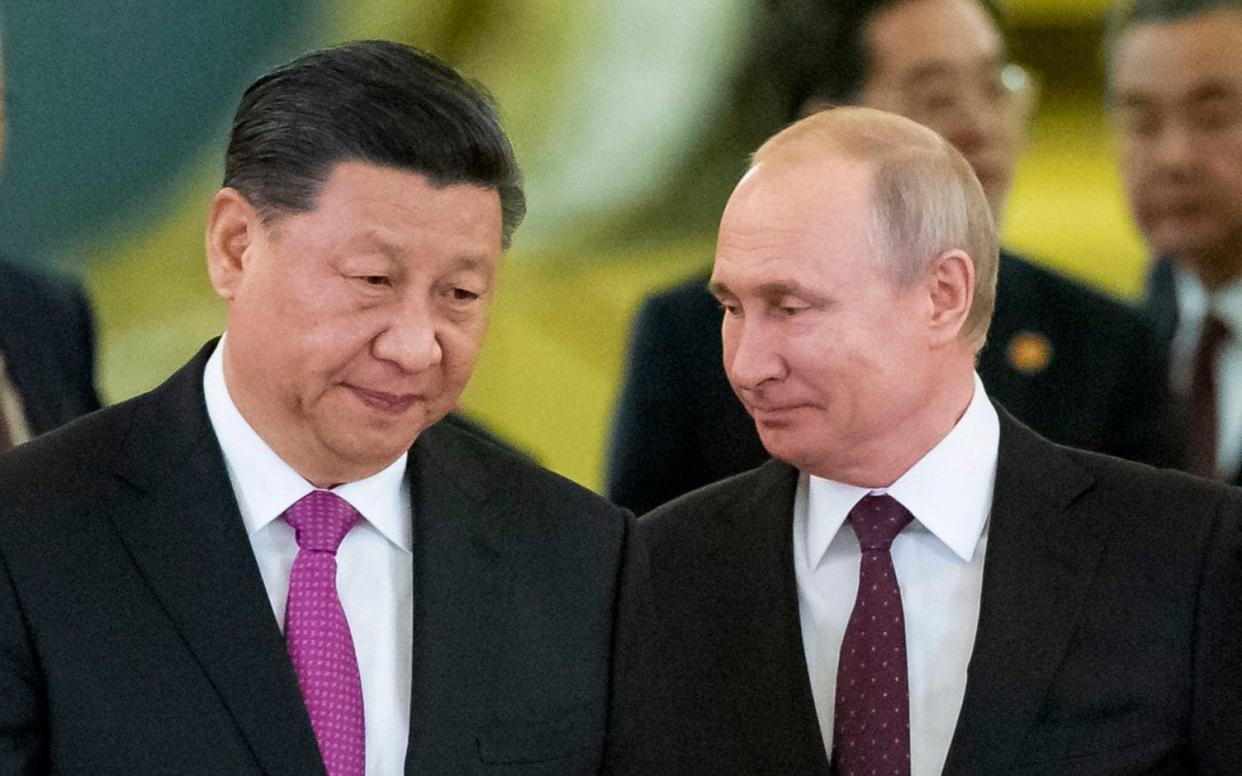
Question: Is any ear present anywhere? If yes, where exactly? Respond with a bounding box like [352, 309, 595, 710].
[926, 249, 975, 348]
[204, 187, 263, 301]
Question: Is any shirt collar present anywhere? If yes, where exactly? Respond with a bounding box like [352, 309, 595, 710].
[800, 373, 999, 570]
[202, 336, 412, 552]
[1172, 263, 1242, 342]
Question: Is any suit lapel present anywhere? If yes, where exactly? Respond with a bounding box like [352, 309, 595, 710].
[1144, 256, 1179, 346]
[942, 411, 1101, 774]
[712, 461, 831, 775]
[403, 424, 513, 769]
[105, 344, 325, 776]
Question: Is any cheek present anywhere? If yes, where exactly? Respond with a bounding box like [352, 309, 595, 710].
[1214, 148, 1242, 200]
[439, 318, 489, 378]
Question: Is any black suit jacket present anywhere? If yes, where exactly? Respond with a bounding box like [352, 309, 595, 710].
[607, 251, 1176, 514]
[637, 411, 1242, 775]
[0, 343, 651, 775]
[0, 258, 101, 435]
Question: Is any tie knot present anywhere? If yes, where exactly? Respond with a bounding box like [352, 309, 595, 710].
[1202, 313, 1231, 350]
[847, 493, 913, 551]
[283, 490, 361, 554]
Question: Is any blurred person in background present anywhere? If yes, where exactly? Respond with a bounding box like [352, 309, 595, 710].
[608, 0, 1174, 515]
[0, 41, 102, 454]
[0, 41, 650, 776]
[1110, 0, 1242, 482]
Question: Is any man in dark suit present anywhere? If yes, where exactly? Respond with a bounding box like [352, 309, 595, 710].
[0, 56, 101, 451]
[0, 259, 102, 449]
[608, 0, 1173, 515]
[0, 41, 649, 776]
[640, 107, 1242, 775]
[1108, 0, 1242, 482]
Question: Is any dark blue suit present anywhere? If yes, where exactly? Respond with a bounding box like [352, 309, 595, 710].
[608, 250, 1176, 514]
[0, 258, 101, 437]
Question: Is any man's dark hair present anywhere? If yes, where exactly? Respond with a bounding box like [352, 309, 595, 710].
[224, 40, 525, 248]
[1106, 0, 1242, 64]
[763, 0, 1006, 121]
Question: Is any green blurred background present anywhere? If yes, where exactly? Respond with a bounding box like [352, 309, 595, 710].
[0, 0, 1152, 490]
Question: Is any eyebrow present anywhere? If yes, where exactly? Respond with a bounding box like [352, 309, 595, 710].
[1185, 81, 1242, 103]
[901, 55, 1005, 89]
[1113, 80, 1241, 109]
[709, 279, 828, 305]
[349, 231, 494, 273]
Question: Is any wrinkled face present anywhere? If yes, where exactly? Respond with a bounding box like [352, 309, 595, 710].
[219, 161, 502, 484]
[711, 158, 936, 481]
[1110, 11, 1242, 278]
[856, 0, 1016, 216]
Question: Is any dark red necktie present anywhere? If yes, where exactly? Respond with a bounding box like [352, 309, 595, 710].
[1187, 314, 1229, 479]
[832, 493, 914, 776]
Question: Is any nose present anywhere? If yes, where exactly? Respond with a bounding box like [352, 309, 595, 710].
[371, 296, 443, 373]
[1149, 120, 1199, 175]
[943, 86, 1007, 160]
[723, 313, 787, 393]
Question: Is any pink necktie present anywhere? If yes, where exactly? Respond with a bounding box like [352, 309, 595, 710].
[832, 493, 914, 776]
[283, 490, 366, 776]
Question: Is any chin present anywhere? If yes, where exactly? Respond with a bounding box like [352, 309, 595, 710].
[757, 433, 816, 470]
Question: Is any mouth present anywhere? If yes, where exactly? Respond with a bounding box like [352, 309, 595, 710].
[747, 403, 810, 424]
[347, 385, 422, 415]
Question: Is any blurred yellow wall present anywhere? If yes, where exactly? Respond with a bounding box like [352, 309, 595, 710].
[80, 3, 1154, 494]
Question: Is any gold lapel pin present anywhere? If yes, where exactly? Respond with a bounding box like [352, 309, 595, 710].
[1006, 331, 1053, 375]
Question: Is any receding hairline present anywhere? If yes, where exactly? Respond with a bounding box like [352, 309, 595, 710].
[751, 106, 953, 172]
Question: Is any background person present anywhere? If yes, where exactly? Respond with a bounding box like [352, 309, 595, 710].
[1108, 0, 1242, 482]
[0, 40, 101, 453]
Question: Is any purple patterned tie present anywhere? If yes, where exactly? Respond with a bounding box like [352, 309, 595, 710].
[832, 493, 914, 776]
[283, 490, 366, 776]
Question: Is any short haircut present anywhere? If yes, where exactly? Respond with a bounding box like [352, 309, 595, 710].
[763, 0, 1006, 121]
[1106, 0, 1242, 70]
[223, 40, 525, 248]
[753, 107, 999, 349]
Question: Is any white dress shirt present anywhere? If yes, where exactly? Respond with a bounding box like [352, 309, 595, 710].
[203, 339, 413, 776]
[794, 373, 999, 776]
[1170, 264, 1242, 479]
[0, 352, 33, 447]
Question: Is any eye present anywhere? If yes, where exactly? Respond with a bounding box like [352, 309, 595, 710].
[451, 287, 480, 302]
[355, 274, 391, 288]
[717, 300, 741, 317]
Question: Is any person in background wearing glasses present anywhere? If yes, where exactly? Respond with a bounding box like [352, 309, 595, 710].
[1109, 0, 1242, 484]
[607, 0, 1177, 516]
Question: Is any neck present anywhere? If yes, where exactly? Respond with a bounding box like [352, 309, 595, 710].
[1183, 243, 1242, 293]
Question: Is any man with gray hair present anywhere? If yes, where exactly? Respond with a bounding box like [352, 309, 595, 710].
[640, 106, 1242, 775]
[607, 0, 1176, 518]
[1108, 0, 1242, 483]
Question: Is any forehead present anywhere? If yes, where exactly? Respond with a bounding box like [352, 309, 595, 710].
[1111, 11, 1242, 101]
[864, 0, 1003, 83]
[713, 157, 880, 285]
[287, 161, 504, 261]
